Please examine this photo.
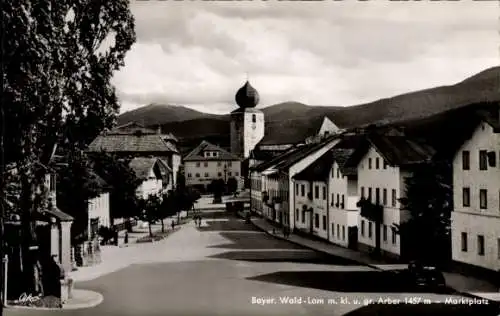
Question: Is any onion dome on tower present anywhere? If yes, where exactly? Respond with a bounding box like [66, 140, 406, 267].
[235, 81, 260, 108]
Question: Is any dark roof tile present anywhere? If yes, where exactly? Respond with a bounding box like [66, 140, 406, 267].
[87, 134, 178, 153]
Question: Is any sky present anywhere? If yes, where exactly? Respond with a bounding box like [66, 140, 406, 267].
[114, 1, 499, 115]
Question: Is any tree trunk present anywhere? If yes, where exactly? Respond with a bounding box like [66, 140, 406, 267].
[177, 211, 180, 224]
[148, 221, 153, 237]
[20, 176, 38, 295]
[160, 218, 164, 233]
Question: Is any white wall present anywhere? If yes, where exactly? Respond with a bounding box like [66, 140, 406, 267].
[452, 121, 500, 271]
[317, 117, 341, 137]
[328, 162, 359, 247]
[88, 192, 111, 235]
[311, 181, 328, 239]
[172, 153, 181, 187]
[230, 111, 265, 159]
[185, 160, 242, 187]
[286, 139, 340, 230]
[357, 146, 408, 256]
[250, 171, 264, 214]
[293, 180, 312, 231]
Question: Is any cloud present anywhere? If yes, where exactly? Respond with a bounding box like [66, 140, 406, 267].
[114, 1, 499, 114]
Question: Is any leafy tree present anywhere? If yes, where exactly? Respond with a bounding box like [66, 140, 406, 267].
[55, 151, 103, 244]
[139, 194, 162, 237]
[2, 0, 135, 293]
[90, 152, 142, 222]
[211, 179, 225, 204]
[393, 161, 453, 266]
[227, 177, 238, 194]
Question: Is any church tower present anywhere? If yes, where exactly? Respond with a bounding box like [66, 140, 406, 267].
[230, 81, 265, 159]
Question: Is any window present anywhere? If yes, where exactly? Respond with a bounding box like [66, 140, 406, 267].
[392, 228, 397, 244]
[252, 114, 256, 123]
[341, 195, 345, 208]
[228, 172, 232, 176]
[204, 162, 208, 167]
[331, 193, 334, 205]
[462, 151, 470, 170]
[337, 169, 340, 178]
[315, 214, 319, 228]
[187, 173, 192, 178]
[368, 188, 372, 202]
[461, 232, 468, 252]
[218, 162, 222, 167]
[196, 162, 200, 167]
[368, 158, 372, 169]
[302, 210, 305, 223]
[383, 225, 388, 242]
[300, 184, 304, 196]
[477, 235, 485, 256]
[383, 189, 387, 206]
[228, 162, 232, 167]
[322, 186, 326, 200]
[315, 186, 319, 199]
[331, 167, 334, 178]
[342, 226, 345, 240]
[332, 223, 335, 237]
[480, 189, 487, 209]
[296, 183, 299, 193]
[375, 188, 380, 205]
[361, 220, 365, 236]
[337, 224, 340, 238]
[368, 222, 373, 238]
[479, 150, 488, 170]
[336, 194, 340, 206]
[235, 172, 239, 177]
[462, 188, 470, 207]
[361, 187, 365, 198]
[195, 173, 200, 177]
[204, 172, 209, 177]
[322, 215, 327, 230]
[383, 160, 388, 169]
[391, 189, 397, 207]
[296, 209, 299, 221]
[375, 157, 379, 169]
[218, 172, 222, 177]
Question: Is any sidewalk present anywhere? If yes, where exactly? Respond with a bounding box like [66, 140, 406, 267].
[250, 217, 500, 302]
[70, 215, 190, 282]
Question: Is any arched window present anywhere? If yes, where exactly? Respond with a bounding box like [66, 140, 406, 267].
[252, 114, 256, 123]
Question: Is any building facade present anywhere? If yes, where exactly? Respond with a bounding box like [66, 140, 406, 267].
[451, 112, 500, 272]
[129, 157, 171, 199]
[184, 140, 242, 191]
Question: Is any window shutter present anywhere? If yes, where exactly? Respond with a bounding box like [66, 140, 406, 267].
[487, 151, 496, 167]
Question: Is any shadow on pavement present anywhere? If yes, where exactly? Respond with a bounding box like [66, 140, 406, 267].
[196, 220, 260, 232]
[207, 232, 304, 249]
[343, 301, 500, 316]
[247, 270, 457, 294]
[208, 250, 360, 265]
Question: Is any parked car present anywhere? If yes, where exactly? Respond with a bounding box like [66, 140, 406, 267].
[405, 262, 447, 292]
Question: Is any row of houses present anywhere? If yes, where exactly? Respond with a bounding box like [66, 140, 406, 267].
[249, 104, 500, 273]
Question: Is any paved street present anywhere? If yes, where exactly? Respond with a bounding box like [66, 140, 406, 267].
[5, 210, 500, 316]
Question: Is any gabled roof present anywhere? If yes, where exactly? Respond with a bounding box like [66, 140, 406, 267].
[128, 157, 161, 180]
[87, 134, 178, 153]
[293, 150, 334, 182]
[343, 132, 436, 169]
[183, 140, 240, 161]
[259, 116, 329, 146]
[331, 148, 357, 176]
[90, 171, 111, 190]
[156, 158, 173, 182]
[335, 134, 372, 174]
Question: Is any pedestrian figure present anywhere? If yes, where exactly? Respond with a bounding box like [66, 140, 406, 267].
[171, 220, 175, 230]
[198, 217, 202, 227]
[124, 231, 129, 245]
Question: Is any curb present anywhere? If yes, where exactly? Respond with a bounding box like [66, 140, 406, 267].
[249, 219, 499, 304]
[5, 290, 104, 311]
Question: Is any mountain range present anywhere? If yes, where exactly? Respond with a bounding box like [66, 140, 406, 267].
[117, 66, 500, 151]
